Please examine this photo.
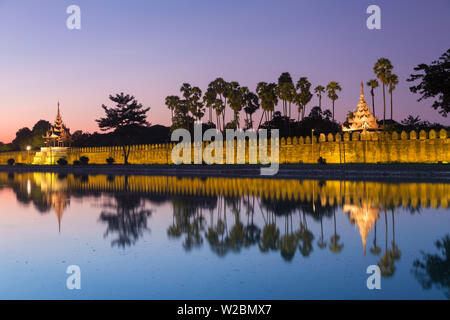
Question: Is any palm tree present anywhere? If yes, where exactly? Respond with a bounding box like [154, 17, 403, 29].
[373, 58, 393, 126]
[243, 91, 260, 130]
[366, 79, 379, 116]
[180, 83, 204, 121]
[295, 77, 313, 121]
[213, 99, 225, 131]
[326, 81, 342, 121]
[228, 84, 245, 128]
[209, 78, 230, 130]
[276, 72, 295, 118]
[314, 85, 325, 108]
[256, 82, 278, 127]
[203, 87, 217, 124]
[387, 73, 399, 120]
[165, 95, 180, 121]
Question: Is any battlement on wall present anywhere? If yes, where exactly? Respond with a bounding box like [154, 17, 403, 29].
[278, 128, 449, 144]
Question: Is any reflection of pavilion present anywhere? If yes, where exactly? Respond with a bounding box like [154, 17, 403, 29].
[343, 202, 379, 255]
[50, 192, 70, 232]
[33, 173, 70, 232]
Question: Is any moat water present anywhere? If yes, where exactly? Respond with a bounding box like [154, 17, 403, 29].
[0, 172, 449, 299]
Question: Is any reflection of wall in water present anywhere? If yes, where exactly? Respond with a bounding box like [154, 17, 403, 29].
[1, 172, 448, 257]
[1, 173, 448, 210]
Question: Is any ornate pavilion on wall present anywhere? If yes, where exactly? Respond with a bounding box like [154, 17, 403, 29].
[43, 102, 72, 147]
[33, 103, 72, 165]
[343, 82, 379, 132]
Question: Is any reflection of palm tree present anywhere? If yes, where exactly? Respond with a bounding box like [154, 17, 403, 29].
[329, 210, 343, 254]
[390, 209, 401, 261]
[228, 200, 245, 252]
[259, 224, 280, 252]
[370, 221, 381, 255]
[297, 213, 314, 257]
[377, 209, 395, 277]
[244, 195, 261, 247]
[278, 213, 298, 261]
[412, 234, 450, 298]
[205, 196, 229, 257]
[317, 216, 327, 249]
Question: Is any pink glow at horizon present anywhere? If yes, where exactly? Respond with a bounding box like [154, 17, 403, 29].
[0, 0, 449, 143]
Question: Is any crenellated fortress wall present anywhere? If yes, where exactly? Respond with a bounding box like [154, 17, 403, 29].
[1, 129, 449, 165]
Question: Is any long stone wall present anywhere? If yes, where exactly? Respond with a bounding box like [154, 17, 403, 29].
[1, 129, 449, 165]
[0, 151, 36, 165]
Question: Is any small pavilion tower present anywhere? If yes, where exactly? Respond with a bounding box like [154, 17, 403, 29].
[43, 102, 72, 147]
[343, 82, 379, 132]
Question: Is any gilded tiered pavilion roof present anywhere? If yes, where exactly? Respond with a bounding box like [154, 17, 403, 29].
[43, 102, 72, 146]
[343, 82, 379, 132]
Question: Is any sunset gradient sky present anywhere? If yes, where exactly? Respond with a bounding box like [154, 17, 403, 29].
[0, 0, 449, 143]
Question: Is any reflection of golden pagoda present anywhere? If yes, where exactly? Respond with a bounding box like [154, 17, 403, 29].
[344, 202, 379, 255]
[50, 192, 70, 233]
[43, 102, 72, 147]
[343, 82, 379, 132]
[33, 173, 70, 232]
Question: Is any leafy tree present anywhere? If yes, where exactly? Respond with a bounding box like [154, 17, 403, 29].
[374, 58, 394, 126]
[99, 193, 152, 248]
[12, 127, 33, 150]
[407, 48, 450, 117]
[401, 115, 421, 129]
[96, 93, 150, 164]
[326, 81, 342, 121]
[366, 79, 379, 116]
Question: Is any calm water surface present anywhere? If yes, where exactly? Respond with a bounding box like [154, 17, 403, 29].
[0, 172, 449, 299]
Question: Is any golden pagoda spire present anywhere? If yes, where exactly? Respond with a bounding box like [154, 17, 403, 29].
[343, 82, 379, 132]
